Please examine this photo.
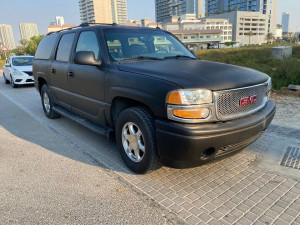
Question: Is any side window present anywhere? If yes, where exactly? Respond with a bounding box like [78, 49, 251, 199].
[35, 34, 58, 60]
[55, 33, 75, 62]
[75, 31, 99, 59]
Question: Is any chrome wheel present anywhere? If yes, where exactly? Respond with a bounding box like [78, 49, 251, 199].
[43, 92, 51, 113]
[122, 122, 145, 162]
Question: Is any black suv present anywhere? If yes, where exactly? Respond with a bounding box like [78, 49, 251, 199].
[33, 24, 275, 173]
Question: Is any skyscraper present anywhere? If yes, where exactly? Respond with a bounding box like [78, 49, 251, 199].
[282, 12, 290, 33]
[155, 0, 203, 23]
[111, 0, 128, 24]
[79, 0, 113, 23]
[0, 24, 16, 50]
[205, 0, 277, 34]
[55, 16, 65, 26]
[79, 0, 128, 24]
[19, 23, 39, 40]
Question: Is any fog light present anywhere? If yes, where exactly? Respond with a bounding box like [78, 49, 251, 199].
[173, 107, 210, 119]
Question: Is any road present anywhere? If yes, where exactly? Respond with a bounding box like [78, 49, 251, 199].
[0, 74, 178, 224]
[0, 72, 300, 225]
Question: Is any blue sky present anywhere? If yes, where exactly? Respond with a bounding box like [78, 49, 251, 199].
[0, 0, 299, 45]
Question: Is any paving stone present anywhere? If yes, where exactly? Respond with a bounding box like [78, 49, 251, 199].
[244, 211, 260, 221]
[161, 199, 174, 208]
[186, 215, 200, 225]
[236, 216, 252, 225]
[258, 215, 274, 224]
[169, 204, 183, 213]
[198, 212, 213, 223]
[209, 210, 223, 220]
[278, 213, 295, 224]
[177, 209, 192, 220]
[284, 208, 298, 217]
[189, 207, 202, 216]
[273, 218, 289, 225]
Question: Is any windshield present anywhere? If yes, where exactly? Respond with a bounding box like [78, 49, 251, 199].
[103, 28, 195, 62]
[12, 57, 33, 66]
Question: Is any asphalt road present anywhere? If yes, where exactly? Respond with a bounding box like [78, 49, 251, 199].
[0, 73, 179, 224]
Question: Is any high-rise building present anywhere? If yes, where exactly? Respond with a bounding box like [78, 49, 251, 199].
[19, 23, 39, 40]
[205, 0, 277, 34]
[282, 12, 290, 33]
[79, 0, 128, 24]
[0, 24, 16, 50]
[79, 0, 113, 23]
[111, 0, 128, 24]
[55, 16, 65, 26]
[155, 0, 203, 23]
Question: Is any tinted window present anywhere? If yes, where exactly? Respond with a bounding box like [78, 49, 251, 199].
[56, 33, 75, 62]
[35, 35, 58, 60]
[75, 31, 99, 59]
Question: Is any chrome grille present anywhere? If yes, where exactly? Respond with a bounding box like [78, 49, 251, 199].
[214, 83, 268, 121]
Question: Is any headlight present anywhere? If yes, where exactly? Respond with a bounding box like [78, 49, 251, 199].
[12, 69, 23, 76]
[166, 89, 212, 105]
[166, 89, 213, 122]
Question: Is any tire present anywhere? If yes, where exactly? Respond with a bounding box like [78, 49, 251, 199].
[116, 107, 159, 174]
[3, 73, 10, 84]
[10, 75, 17, 88]
[40, 84, 60, 119]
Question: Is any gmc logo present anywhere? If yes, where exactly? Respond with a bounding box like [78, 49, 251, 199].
[240, 95, 258, 106]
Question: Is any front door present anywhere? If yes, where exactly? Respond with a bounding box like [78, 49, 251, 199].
[68, 30, 106, 124]
[50, 32, 76, 110]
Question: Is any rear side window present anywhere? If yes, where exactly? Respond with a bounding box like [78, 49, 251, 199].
[75, 31, 99, 59]
[55, 33, 75, 62]
[35, 35, 58, 60]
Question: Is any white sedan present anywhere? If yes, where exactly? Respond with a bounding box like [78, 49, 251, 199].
[3, 56, 34, 88]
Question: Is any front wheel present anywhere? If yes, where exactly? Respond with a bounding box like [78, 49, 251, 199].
[40, 84, 60, 119]
[10, 75, 17, 88]
[3, 73, 10, 84]
[116, 107, 159, 174]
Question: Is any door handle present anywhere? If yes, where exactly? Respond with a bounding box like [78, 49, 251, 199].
[51, 68, 56, 74]
[68, 71, 74, 77]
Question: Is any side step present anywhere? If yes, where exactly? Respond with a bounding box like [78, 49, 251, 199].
[53, 106, 114, 140]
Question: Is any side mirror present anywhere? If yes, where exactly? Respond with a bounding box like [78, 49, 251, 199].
[74, 51, 101, 66]
[5, 63, 11, 67]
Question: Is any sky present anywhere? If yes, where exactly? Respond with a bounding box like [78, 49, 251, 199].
[0, 0, 299, 45]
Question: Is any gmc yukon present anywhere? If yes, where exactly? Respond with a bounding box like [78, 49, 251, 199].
[33, 23, 276, 173]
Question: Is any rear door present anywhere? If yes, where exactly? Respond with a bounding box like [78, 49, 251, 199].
[50, 32, 76, 110]
[68, 30, 106, 124]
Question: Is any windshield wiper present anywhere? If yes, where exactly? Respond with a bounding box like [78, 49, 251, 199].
[121, 56, 163, 61]
[164, 55, 197, 60]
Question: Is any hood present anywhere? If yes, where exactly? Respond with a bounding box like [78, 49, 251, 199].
[13, 65, 32, 72]
[118, 60, 269, 91]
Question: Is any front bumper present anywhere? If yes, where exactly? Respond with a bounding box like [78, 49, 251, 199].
[155, 100, 276, 168]
[12, 75, 34, 85]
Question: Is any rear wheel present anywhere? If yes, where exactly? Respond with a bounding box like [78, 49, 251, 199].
[3, 73, 10, 84]
[41, 84, 60, 119]
[116, 107, 159, 174]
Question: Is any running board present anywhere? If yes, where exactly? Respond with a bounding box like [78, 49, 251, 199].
[53, 106, 114, 140]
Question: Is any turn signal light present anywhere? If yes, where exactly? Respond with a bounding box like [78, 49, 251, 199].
[167, 92, 183, 104]
[173, 108, 210, 119]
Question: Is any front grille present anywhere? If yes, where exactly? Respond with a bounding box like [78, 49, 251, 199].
[214, 83, 268, 121]
[24, 71, 33, 76]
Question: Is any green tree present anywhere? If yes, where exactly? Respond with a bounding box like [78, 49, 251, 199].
[246, 31, 254, 45]
[24, 35, 44, 55]
[224, 41, 237, 48]
[286, 32, 298, 43]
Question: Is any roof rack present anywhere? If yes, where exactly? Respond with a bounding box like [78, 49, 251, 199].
[47, 22, 118, 35]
